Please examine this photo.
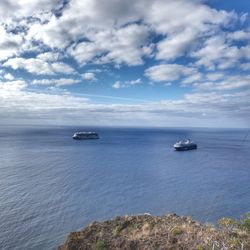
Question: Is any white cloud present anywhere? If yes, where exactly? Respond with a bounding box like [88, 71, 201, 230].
[145, 64, 196, 82]
[0, 0, 60, 21]
[181, 72, 203, 85]
[146, 0, 236, 61]
[94, 24, 150, 66]
[37, 52, 60, 62]
[68, 24, 150, 66]
[206, 72, 224, 81]
[111, 78, 142, 89]
[128, 78, 142, 85]
[112, 81, 121, 89]
[26, 0, 145, 49]
[32, 79, 54, 85]
[27, 16, 73, 49]
[0, 87, 90, 121]
[191, 74, 250, 91]
[0, 80, 27, 91]
[146, 0, 234, 35]
[239, 13, 248, 24]
[0, 0, 250, 127]
[191, 35, 240, 69]
[68, 42, 104, 65]
[215, 75, 250, 90]
[0, 0, 241, 68]
[3, 57, 75, 75]
[239, 46, 250, 60]
[26, 0, 234, 65]
[3, 57, 54, 75]
[4, 73, 15, 81]
[32, 78, 80, 87]
[0, 0, 241, 69]
[82, 72, 96, 81]
[239, 63, 250, 71]
[228, 30, 250, 41]
[156, 28, 199, 60]
[51, 62, 75, 74]
[0, 25, 23, 61]
[25, 0, 236, 65]
[1, 84, 250, 127]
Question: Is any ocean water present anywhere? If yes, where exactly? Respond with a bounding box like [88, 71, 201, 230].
[0, 125, 250, 249]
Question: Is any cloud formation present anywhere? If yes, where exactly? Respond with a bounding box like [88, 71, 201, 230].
[32, 78, 80, 87]
[0, 0, 250, 127]
[82, 72, 96, 81]
[145, 64, 196, 82]
[3, 57, 75, 75]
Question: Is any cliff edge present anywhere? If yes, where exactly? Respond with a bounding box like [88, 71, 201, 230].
[59, 213, 250, 250]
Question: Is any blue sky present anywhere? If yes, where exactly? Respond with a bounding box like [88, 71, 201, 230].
[0, 0, 250, 127]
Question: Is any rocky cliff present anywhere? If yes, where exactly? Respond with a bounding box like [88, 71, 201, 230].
[59, 213, 250, 250]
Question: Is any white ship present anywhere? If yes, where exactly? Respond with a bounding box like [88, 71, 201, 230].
[173, 139, 197, 151]
[72, 132, 99, 140]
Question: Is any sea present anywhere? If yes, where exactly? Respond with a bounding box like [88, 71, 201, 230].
[0, 125, 249, 250]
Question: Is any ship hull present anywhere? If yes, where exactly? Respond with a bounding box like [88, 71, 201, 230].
[73, 136, 99, 140]
[174, 145, 197, 151]
[72, 132, 99, 140]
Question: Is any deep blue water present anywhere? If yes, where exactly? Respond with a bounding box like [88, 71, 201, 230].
[0, 126, 250, 250]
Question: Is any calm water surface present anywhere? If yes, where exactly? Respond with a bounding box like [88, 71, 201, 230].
[0, 126, 249, 249]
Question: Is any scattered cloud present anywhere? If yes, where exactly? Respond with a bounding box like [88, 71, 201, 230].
[37, 52, 61, 62]
[68, 42, 103, 65]
[214, 75, 250, 90]
[191, 35, 250, 70]
[156, 28, 198, 61]
[127, 78, 142, 85]
[228, 30, 250, 41]
[32, 78, 80, 87]
[51, 62, 75, 74]
[239, 63, 250, 71]
[187, 74, 250, 91]
[206, 72, 224, 81]
[4, 73, 15, 81]
[67, 24, 150, 66]
[0, 80, 27, 91]
[82, 72, 96, 81]
[3, 57, 75, 75]
[145, 64, 196, 82]
[112, 81, 121, 89]
[3, 57, 55, 75]
[112, 78, 142, 89]
[0, 0, 59, 21]
[191, 35, 238, 70]
[0, 25, 23, 61]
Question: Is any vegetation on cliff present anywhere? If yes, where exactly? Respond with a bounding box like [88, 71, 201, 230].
[59, 213, 250, 250]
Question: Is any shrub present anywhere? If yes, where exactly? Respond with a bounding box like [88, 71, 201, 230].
[172, 227, 183, 236]
[94, 240, 108, 250]
[196, 244, 203, 250]
[242, 213, 250, 232]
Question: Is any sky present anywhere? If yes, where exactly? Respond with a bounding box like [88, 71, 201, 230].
[0, 0, 250, 128]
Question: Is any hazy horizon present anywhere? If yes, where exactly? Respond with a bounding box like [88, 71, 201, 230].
[1, 122, 249, 130]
